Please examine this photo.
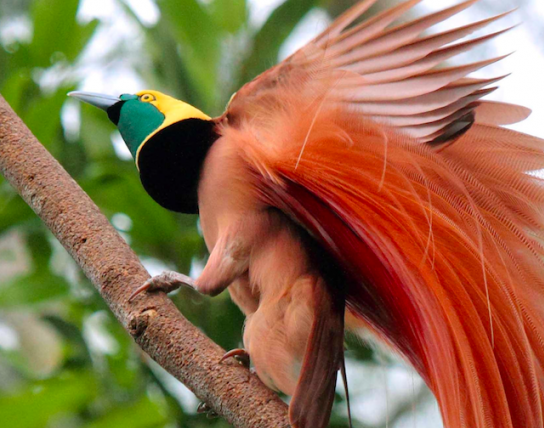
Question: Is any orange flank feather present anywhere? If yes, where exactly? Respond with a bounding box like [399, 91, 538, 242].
[220, 84, 544, 427]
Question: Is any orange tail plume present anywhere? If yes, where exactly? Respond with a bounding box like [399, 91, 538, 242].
[223, 87, 544, 427]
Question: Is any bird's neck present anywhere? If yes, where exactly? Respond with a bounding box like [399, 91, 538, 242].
[137, 118, 219, 213]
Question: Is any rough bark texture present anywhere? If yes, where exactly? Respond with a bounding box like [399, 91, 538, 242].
[0, 95, 290, 428]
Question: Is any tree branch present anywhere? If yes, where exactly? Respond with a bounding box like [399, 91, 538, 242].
[0, 95, 290, 428]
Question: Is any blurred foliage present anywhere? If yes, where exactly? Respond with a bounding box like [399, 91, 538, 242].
[0, 0, 428, 427]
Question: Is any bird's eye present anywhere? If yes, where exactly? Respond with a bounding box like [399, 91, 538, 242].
[140, 94, 155, 102]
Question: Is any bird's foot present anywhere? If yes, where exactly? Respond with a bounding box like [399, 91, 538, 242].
[128, 271, 196, 302]
[220, 348, 250, 368]
[197, 402, 219, 419]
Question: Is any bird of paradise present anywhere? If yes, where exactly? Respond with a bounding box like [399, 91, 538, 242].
[71, 1, 544, 427]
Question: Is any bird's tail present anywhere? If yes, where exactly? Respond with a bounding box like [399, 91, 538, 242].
[235, 96, 544, 427]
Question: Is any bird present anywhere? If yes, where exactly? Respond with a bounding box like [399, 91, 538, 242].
[69, 0, 544, 427]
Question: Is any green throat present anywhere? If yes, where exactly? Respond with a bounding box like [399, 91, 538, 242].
[116, 94, 165, 159]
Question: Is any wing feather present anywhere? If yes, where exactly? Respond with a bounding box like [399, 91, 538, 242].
[335, 11, 513, 71]
[355, 28, 513, 83]
[315, 0, 378, 43]
[338, 56, 508, 101]
[475, 100, 532, 125]
[325, 0, 423, 56]
[346, 76, 506, 116]
[376, 90, 492, 126]
[228, 0, 528, 146]
[325, 0, 481, 65]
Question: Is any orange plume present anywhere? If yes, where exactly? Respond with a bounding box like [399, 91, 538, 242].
[219, 79, 544, 426]
[219, 0, 544, 425]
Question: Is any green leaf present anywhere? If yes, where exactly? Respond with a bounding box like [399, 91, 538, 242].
[159, 0, 220, 70]
[210, 0, 247, 34]
[158, 0, 224, 110]
[22, 87, 72, 153]
[85, 395, 169, 428]
[345, 333, 375, 362]
[30, 0, 98, 67]
[0, 69, 33, 113]
[238, 0, 320, 86]
[0, 370, 98, 428]
[26, 229, 52, 271]
[0, 184, 35, 235]
[0, 271, 70, 308]
[42, 315, 93, 368]
[142, 24, 204, 108]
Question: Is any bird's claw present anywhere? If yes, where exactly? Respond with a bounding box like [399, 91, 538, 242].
[197, 402, 218, 419]
[220, 348, 251, 368]
[128, 271, 196, 302]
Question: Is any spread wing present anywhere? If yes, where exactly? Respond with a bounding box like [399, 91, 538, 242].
[227, 0, 530, 146]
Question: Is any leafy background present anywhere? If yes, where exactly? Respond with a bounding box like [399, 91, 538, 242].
[0, 0, 543, 427]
